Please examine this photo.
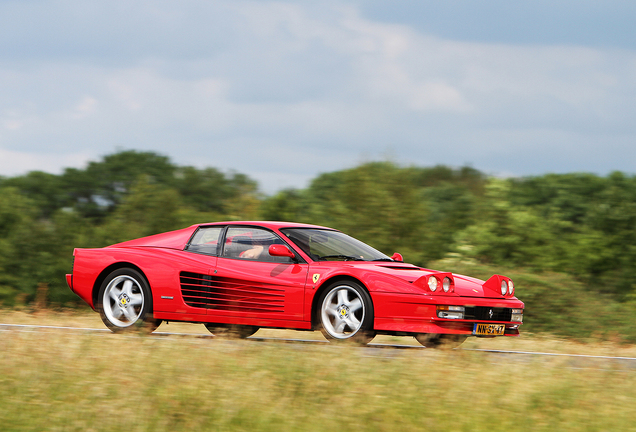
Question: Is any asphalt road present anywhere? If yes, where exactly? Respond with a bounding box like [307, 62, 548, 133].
[2, 322, 636, 369]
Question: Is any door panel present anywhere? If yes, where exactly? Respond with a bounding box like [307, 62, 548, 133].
[208, 257, 308, 321]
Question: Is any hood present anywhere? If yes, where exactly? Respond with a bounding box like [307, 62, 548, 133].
[358, 263, 506, 299]
[452, 273, 488, 297]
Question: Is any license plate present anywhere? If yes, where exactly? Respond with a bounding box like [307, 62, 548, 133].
[473, 323, 505, 336]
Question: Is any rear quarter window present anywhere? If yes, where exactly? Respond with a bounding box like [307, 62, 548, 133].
[186, 227, 223, 255]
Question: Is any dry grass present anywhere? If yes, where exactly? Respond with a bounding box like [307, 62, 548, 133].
[2, 309, 636, 431]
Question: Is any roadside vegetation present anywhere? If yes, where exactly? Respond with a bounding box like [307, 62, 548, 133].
[2, 310, 636, 432]
[1, 150, 636, 342]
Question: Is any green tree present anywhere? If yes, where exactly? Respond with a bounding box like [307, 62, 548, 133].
[1, 171, 66, 218]
[97, 176, 184, 245]
[0, 187, 39, 304]
[259, 189, 306, 222]
[297, 163, 433, 263]
[61, 150, 177, 219]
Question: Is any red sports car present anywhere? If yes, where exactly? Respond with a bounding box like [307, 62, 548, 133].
[67, 221, 524, 347]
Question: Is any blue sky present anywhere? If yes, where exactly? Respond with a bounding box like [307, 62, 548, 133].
[0, 0, 635, 193]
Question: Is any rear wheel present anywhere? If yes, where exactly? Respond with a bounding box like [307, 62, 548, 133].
[414, 333, 467, 349]
[204, 324, 259, 339]
[318, 281, 375, 344]
[97, 268, 161, 333]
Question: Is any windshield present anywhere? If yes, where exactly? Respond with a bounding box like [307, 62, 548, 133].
[281, 228, 392, 262]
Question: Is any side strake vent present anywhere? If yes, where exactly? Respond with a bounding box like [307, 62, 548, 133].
[180, 272, 285, 313]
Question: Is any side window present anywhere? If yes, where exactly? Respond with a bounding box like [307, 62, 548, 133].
[223, 227, 292, 263]
[186, 227, 223, 256]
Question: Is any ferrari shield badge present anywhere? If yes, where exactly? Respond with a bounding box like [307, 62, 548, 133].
[119, 293, 130, 307]
[312, 274, 320, 284]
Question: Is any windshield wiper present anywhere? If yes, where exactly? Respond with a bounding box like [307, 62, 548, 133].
[318, 254, 365, 261]
[371, 258, 394, 262]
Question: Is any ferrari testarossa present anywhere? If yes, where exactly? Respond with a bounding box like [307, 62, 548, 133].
[67, 221, 524, 347]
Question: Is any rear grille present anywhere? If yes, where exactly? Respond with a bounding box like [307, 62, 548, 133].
[464, 306, 512, 322]
[180, 272, 285, 313]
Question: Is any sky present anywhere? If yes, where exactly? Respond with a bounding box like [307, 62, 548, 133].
[0, 0, 635, 193]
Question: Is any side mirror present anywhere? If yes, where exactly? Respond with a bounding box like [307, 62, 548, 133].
[391, 253, 403, 262]
[269, 244, 296, 259]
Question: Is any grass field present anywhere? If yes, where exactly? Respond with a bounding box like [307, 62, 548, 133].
[2, 309, 636, 431]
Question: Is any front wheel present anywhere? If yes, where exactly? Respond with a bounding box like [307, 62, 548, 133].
[97, 268, 161, 333]
[318, 281, 375, 344]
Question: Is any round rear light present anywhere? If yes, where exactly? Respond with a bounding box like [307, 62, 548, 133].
[428, 276, 438, 292]
[443, 277, 451, 292]
[501, 280, 508, 296]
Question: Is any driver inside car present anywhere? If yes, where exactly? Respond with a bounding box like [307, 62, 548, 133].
[240, 244, 264, 259]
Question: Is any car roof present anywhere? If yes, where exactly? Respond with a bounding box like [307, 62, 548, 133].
[194, 221, 334, 231]
[109, 221, 336, 250]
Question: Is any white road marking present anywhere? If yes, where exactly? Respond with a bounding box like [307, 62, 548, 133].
[2, 322, 636, 362]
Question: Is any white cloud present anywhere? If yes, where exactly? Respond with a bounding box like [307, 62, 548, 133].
[0, 1, 635, 192]
[68, 96, 98, 120]
[0, 148, 91, 177]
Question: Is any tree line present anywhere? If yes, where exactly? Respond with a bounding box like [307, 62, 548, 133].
[1, 150, 635, 340]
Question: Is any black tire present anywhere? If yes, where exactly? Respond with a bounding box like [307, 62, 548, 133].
[414, 333, 467, 349]
[204, 323, 259, 339]
[96, 268, 161, 333]
[317, 281, 375, 344]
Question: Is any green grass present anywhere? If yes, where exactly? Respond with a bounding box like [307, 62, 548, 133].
[2, 312, 636, 431]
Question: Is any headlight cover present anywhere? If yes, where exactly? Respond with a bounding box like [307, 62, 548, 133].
[508, 280, 514, 295]
[428, 276, 438, 292]
[443, 277, 452, 292]
[501, 280, 508, 296]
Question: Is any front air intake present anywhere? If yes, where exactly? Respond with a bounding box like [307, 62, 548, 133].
[463, 306, 512, 322]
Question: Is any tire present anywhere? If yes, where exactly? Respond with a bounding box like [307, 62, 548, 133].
[204, 323, 259, 339]
[414, 333, 467, 349]
[96, 268, 161, 333]
[318, 281, 375, 344]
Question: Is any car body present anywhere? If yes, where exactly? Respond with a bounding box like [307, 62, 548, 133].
[67, 221, 524, 346]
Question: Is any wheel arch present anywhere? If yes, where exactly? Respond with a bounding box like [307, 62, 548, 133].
[310, 275, 374, 330]
[92, 262, 150, 308]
